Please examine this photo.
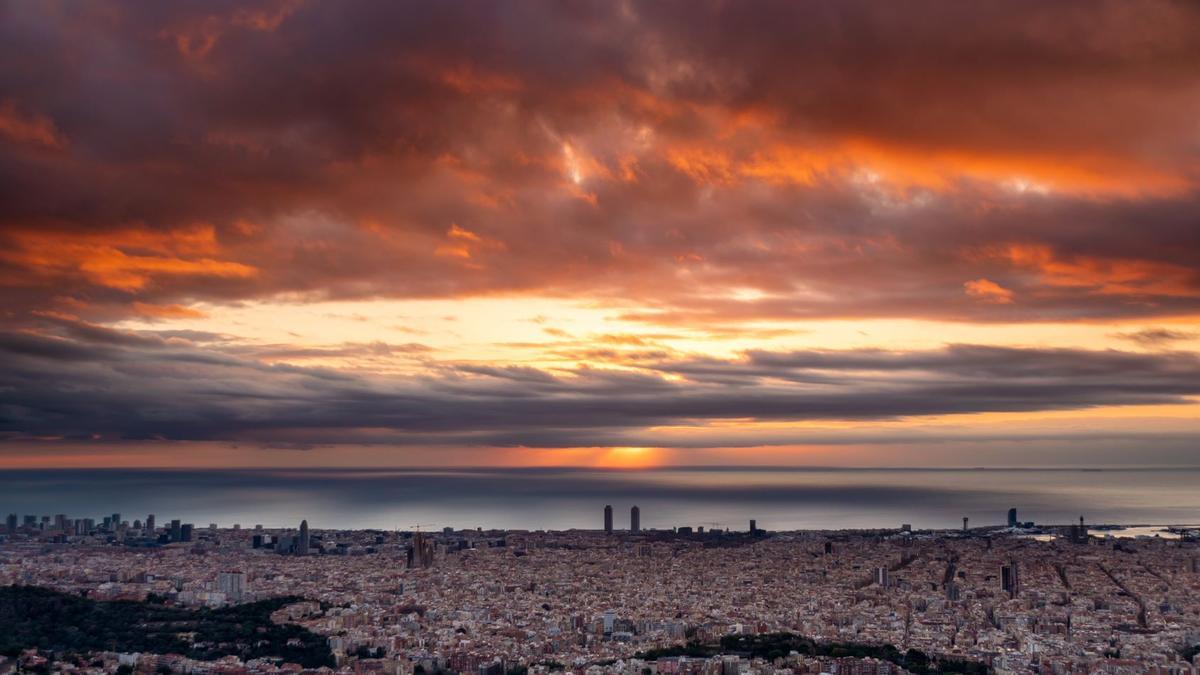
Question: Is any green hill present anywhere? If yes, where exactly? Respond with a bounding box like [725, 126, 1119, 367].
[0, 585, 334, 668]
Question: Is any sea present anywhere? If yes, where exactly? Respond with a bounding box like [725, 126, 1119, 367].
[2, 467, 1198, 533]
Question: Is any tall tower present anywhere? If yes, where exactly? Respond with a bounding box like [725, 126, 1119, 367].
[1001, 561, 1020, 599]
[963, 517, 969, 532]
[630, 505, 640, 532]
[603, 505, 613, 534]
[145, 514, 155, 534]
[406, 532, 435, 568]
[1007, 507, 1018, 528]
[298, 519, 310, 555]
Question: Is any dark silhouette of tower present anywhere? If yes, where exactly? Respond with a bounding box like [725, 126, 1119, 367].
[630, 505, 640, 532]
[1007, 507, 1018, 528]
[298, 519, 310, 555]
[604, 505, 613, 533]
[1068, 515, 1088, 544]
[963, 517, 969, 532]
[1002, 561, 1020, 599]
[406, 531, 435, 568]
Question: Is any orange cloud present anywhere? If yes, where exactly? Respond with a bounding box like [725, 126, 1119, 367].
[660, 133, 1189, 198]
[132, 302, 209, 319]
[667, 147, 736, 185]
[964, 278, 1014, 304]
[997, 244, 1197, 298]
[2, 226, 256, 291]
[0, 100, 67, 149]
[438, 65, 523, 95]
[161, 0, 301, 61]
[434, 224, 505, 262]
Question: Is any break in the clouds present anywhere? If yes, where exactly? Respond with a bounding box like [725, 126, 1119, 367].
[1, 1, 1199, 463]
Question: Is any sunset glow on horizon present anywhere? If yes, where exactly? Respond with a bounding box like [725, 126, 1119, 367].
[2, 0, 1200, 469]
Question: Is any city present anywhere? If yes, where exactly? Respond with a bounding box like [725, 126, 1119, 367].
[4, 1, 1200, 674]
[3, 507, 1200, 675]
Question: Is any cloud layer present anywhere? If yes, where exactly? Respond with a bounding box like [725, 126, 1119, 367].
[1, 0, 1199, 325]
[2, 1, 1200, 460]
[3, 322, 1199, 448]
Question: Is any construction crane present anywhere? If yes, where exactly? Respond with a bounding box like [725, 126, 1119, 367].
[700, 521, 727, 532]
[408, 523, 435, 532]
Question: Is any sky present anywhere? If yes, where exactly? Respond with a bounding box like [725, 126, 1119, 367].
[1, 0, 1199, 469]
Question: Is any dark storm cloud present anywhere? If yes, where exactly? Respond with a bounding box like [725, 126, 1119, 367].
[1, 0, 1198, 322]
[2, 327, 1199, 447]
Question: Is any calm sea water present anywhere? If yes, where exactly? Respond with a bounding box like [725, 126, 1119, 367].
[2, 467, 1197, 532]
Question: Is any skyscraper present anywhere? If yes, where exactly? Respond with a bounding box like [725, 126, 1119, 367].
[630, 506, 640, 532]
[1007, 507, 1018, 528]
[180, 523, 194, 542]
[5, 513, 16, 533]
[603, 505, 613, 534]
[963, 517, 969, 532]
[170, 519, 182, 542]
[146, 514, 155, 534]
[298, 519, 310, 555]
[749, 519, 757, 533]
[1001, 561, 1020, 599]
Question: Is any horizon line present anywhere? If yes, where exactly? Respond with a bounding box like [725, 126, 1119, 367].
[4, 464, 1200, 472]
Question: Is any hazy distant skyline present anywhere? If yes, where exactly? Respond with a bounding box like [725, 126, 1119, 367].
[5, 467, 1200, 530]
[2, 1, 1199, 468]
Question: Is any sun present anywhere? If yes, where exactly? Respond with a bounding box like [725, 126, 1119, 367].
[594, 446, 662, 469]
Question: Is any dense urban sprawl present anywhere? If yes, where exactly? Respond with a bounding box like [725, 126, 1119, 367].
[3, 512, 1200, 675]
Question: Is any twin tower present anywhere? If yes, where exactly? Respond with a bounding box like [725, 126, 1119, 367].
[603, 504, 639, 533]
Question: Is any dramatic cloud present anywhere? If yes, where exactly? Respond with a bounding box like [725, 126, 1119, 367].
[2, 1, 1199, 462]
[0, 0, 1198, 324]
[2, 325, 1199, 448]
